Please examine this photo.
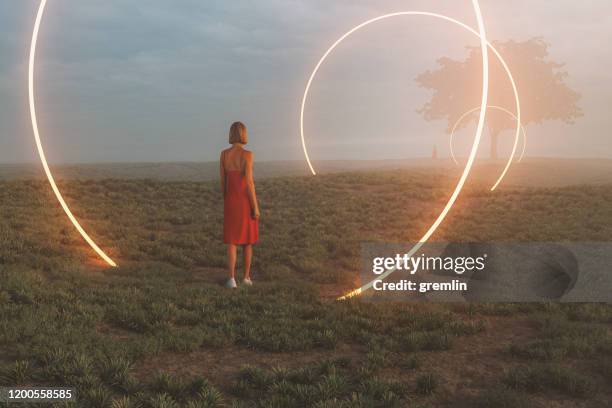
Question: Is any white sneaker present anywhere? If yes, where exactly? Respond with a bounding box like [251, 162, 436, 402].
[226, 278, 237, 289]
[242, 278, 253, 286]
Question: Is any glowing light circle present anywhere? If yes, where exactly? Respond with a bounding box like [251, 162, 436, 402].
[29, 0, 117, 267]
[300, 10, 521, 192]
[449, 105, 527, 166]
[309, 3, 501, 300]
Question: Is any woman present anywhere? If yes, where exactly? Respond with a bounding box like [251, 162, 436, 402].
[220, 122, 260, 288]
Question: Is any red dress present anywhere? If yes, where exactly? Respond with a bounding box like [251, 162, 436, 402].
[224, 170, 259, 244]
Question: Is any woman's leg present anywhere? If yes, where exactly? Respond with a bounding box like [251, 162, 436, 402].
[243, 244, 253, 280]
[227, 244, 237, 279]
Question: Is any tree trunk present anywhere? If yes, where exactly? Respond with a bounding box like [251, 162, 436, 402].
[490, 130, 499, 160]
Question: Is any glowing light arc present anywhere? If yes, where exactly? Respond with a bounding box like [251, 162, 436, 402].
[300, 10, 522, 193]
[304, 3, 499, 300]
[29, 0, 117, 267]
[449, 105, 527, 166]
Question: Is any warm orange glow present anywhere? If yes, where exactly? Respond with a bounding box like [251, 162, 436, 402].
[449, 105, 527, 167]
[29, 0, 117, 267]
[333, 2, 499, 300]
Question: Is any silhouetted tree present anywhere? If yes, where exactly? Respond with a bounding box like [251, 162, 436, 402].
[416, 38, 582, 159]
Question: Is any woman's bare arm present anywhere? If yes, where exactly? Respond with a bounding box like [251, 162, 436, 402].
[220, 151, 226, 195]
[244, 152, 260, 218]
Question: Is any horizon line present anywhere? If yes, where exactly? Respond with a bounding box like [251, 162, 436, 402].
[2, 156, 612, 166]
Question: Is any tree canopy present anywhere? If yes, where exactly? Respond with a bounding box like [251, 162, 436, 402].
[416, 38, 582, 158]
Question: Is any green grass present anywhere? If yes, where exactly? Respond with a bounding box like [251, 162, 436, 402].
[474, 386, 533, 408]
[503, 364, 594, 397]
[415, 373, 438, 395]
[508, 313, 612, 360]
[0, 171, 611, 406]
[230, 359, 402, 406]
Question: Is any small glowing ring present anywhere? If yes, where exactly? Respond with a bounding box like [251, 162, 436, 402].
[449, 105, 527, 166]
[29, 0, 117, 267]
[327, 3, 502, 300]
[300, 11, 521, 193]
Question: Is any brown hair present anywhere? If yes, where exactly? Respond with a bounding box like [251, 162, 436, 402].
[229, 121, 248, 144]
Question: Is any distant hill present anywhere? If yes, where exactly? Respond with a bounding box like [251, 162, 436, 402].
[1, 158, 612, 187]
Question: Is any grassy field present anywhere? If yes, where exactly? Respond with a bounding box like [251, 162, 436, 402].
[4, 158, 612, 187]
[1, 163, 611, 407]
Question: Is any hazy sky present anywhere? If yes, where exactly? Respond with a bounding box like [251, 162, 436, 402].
[1, 1, 611, 163]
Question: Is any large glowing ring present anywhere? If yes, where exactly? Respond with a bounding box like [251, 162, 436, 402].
[320, 3, 504, 300]
[29, 0, 117, 267]
[300, 10, 521, 192]
[450, 105, 527, 166]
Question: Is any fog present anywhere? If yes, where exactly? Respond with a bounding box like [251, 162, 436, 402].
[1, 0, 611, 163]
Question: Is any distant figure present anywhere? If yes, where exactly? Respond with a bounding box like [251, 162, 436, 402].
[220, 122, 260, 288]
[432, 144, 438, 159]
